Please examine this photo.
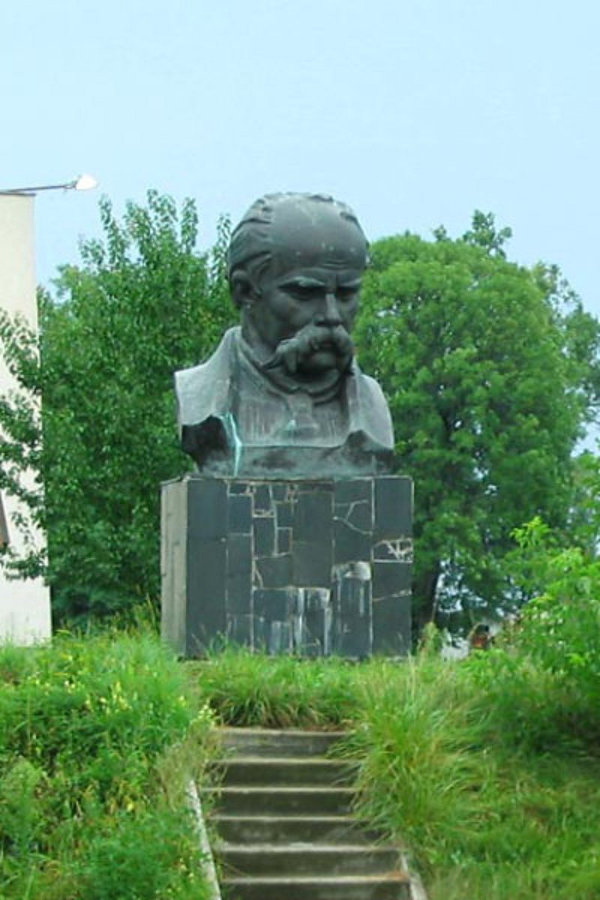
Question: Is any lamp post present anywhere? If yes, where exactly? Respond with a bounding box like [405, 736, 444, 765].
[0, 173, 98, 195]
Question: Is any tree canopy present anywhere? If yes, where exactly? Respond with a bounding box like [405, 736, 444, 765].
[0, 191, 233, 622]
[355, 212, 600, 629]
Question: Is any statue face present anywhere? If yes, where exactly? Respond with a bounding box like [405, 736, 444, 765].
[240, 204, 367, 377]
[252, 260, 362, 374]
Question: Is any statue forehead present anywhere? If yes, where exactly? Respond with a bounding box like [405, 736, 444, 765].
[271, 192, 362, 232]
[268, 196, 367, 270]
[228, 192, 368, 279]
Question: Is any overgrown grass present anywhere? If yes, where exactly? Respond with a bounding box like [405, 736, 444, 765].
[344, 652, 600, 900]
[187, 646, 364, 728]
[187, 645, 600, 900]
[0, 630, 216, 900]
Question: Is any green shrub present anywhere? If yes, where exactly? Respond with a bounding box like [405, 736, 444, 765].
[504, 516, 600, 742]
[81, 808, 206, 900]
[518, 548, 600, 698]
[0, 631, 215, 899]
[0, 757, 46, 857]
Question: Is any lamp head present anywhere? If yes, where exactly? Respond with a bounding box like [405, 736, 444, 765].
[73, 174, 98, 192]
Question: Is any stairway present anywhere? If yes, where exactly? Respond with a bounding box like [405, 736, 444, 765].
[207, 727, 415, 900]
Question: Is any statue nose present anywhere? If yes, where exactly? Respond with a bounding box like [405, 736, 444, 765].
[315, 293, 342, 327]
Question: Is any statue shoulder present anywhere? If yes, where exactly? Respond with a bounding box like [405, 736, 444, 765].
[175, 327, 239, 426]
[353, 366, 395, 450]
[358, 369, 387, 403]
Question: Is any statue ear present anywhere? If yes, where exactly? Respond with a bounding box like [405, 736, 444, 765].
[231, 271, 258, 309]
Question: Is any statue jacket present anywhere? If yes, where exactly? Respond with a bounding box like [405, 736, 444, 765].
[175, 327, 394, 478]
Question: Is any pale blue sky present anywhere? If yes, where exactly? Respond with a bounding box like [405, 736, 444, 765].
[2, 0, 599, 314]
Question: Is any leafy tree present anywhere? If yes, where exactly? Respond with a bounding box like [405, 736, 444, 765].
[564, 451, 600, 555]
[355, 212, 600, 631]
[0, 310, 45, 579]
[0, 191, 233, 623]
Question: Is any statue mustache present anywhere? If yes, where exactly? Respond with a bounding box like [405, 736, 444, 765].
[263, 323, 354, 375]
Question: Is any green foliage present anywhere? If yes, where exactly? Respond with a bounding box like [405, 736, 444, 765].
[345, 638, 600, 898]
[0, 310, 45, 579]
[355, 212, 600, 628]
[0, 631, 215, 899]
[0, 191, 234, 622]
[509, 515, 600, 718]
[81, 808, 206, 900]
[188, 647, 362, 727]
[0, 757, 45, 859]
[564, 450, 600, 553]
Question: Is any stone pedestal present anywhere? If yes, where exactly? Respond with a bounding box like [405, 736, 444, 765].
[161, 474, 412, 658]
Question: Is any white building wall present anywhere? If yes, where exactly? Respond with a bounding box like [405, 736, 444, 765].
[0, 195, 51, 643]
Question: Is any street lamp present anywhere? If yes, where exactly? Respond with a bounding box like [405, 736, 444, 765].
[0, 174, 99, 195]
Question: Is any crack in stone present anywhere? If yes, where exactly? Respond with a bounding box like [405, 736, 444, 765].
[334, 516, 370, 536]
[374, 539, 413, 562]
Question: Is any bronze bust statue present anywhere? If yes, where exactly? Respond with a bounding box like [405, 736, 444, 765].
[175, 192, 394, 477]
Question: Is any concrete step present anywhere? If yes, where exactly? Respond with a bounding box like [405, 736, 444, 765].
[206, 785, 354, 816]
[221, 873, 412, 900]
[208, 728, 423, 899]
[221, 756, 356, 786]
[213, 814, 376, 845]
[219, 843, 401, 877]
[219, 727, 347, 758]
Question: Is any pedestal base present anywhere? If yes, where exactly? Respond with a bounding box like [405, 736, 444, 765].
[161, 475, 412, 658]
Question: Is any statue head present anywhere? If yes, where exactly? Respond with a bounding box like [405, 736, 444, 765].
[228, 193, 369, 379]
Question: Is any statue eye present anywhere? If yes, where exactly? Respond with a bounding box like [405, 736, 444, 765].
[337, 287, 358, 302]
[287, 284, 322, 301]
